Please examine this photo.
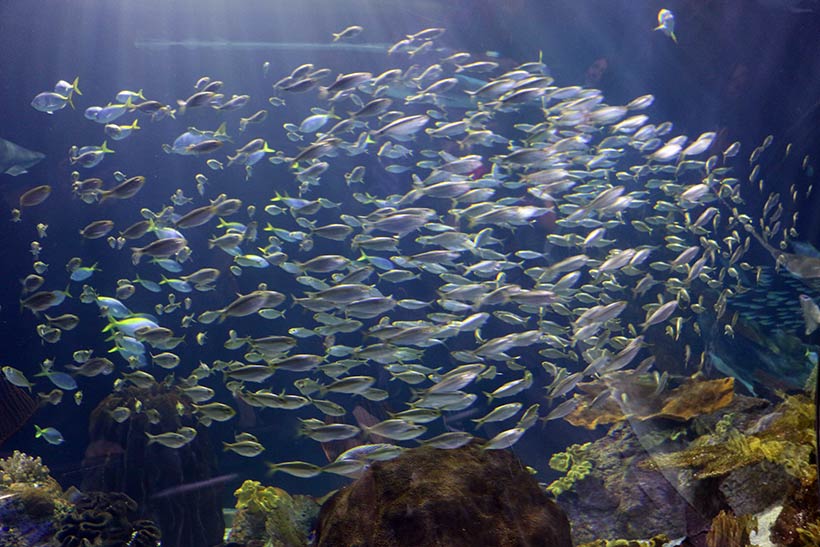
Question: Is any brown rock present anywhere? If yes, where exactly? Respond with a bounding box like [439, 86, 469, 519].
[316, 442, 572, 547]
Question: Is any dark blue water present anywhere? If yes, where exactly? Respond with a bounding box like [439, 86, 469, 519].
[1, 0, 819, 504]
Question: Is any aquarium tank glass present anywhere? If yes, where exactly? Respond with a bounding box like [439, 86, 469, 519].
[0, 1, 819, 546]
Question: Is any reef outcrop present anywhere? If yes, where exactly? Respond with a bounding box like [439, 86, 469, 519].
[315, 441, 572, 547]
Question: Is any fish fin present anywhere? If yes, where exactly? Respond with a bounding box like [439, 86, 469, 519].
[72, 76, 82, 96]
[100, 141, 115, 154]
[6, 166, 28, 176]
[807, 316, 819, 335]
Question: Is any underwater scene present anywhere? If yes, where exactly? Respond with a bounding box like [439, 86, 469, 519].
[1, 1, 820, 546]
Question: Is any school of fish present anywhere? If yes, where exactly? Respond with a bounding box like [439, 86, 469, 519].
[5, 19, 816, 481]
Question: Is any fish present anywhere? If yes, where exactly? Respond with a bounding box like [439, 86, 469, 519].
[31, 91, 71, 114]
[654, 8, 677, 43]
[800, 294, 820, 335]
[332, 25, 364, 42]
[223, 440, 265, 457]
[0, 137, 45, 176]
[2, 366, 32, 391]
[0, 19, 808, 490]
[145, 430, 196, 448]
[19, 185, 52, 207]
[34, 424, 64, 445]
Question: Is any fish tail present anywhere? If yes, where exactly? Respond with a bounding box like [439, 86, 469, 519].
[100, 140, 115, 154]
[67, 93, 75, 110]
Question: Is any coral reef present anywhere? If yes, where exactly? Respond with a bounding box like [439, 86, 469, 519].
[554, 420, 691, 543]
[81, 383, 224, 547]
[228, 480, 319, 547]
[0, 450, 52, 487]
[565, 372, 735, 429]
[546, 442, 594, 497]
[553, 390, 815, 544]
[576, 535, 670, 547]
[647, 395, 816, 486]
[54, 491, 161, 547]
[0, 451, 72, 547]
[704, 510, 756, 547]
[770, 480, 820, 547]
[316, 441, 572, 547]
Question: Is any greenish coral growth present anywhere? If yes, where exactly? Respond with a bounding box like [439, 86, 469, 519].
[0, 451, 51, 486]
[235, 480, 291, 514]
[232, 480, 315, 547]
[546, 442, 594, 497]
[797, 521, 820, 547]
[649, 395, 816, 485]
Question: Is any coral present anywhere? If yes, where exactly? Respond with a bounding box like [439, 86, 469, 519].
[0, 484, 68, 546]
[235, 479, 288, 514]
[547, 442, 594, 497]
[796, 521, 820, 547]
[771, 480, 820, 547]
[705, 510, 757, 547]
[316, 442, 572, 547]
[54, 491, 161, 547]
[647, 395, 816, 485]
[0, 450, 69, 546]
[576, 534, 670, 547]
[229, 480, 318, 547]
[0, 450, 51, 486]
[565, 373, 735, 429]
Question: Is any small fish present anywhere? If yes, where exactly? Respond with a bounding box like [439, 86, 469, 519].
[654, 9, 677, 43]
[34, 424, 64, 445]
[145, 430, 196, 448]
[223, 440, 265, 457]
[800, 294, 820, 335]
[31, 91, 71, 114]
[265, 460, 322, 478]
[481, 427, 526, 450]
[2, 366, 32, 390]
[19, 185, 52, 208]
[109, 406, 132, 423]
[332, 25, 364, 42]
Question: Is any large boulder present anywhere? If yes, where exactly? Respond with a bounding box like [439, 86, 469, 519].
[316, 442, 572, 547]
